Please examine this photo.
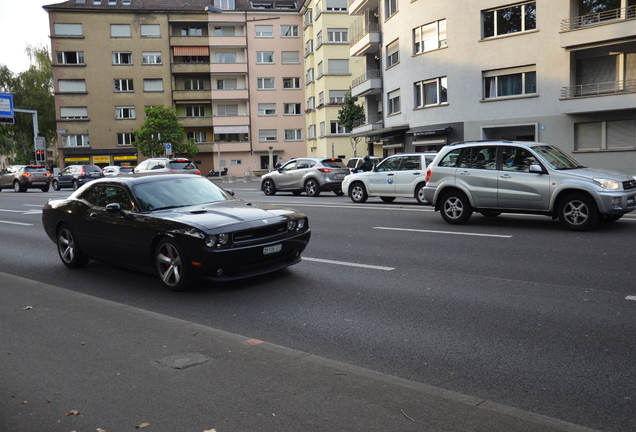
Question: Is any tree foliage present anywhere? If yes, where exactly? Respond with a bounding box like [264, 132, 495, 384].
[133, 105, 198, 158]
[0, 44, 55, 164]
[337, 91, 365, 156]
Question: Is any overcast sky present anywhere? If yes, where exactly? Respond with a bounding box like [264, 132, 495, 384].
[0, 0, 54, 74]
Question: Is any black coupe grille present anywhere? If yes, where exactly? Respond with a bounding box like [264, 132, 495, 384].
[232, 223, 287, 243]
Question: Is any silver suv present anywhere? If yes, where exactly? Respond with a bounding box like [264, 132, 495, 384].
[133, 158, 201, 175]
[423, 140, 636, 231]
[261, 157, 349, 197]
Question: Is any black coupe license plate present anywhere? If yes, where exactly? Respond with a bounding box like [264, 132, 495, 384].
[263, 244, 282, 255]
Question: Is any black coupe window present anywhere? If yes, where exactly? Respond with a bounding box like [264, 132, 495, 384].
[81, 184, 134, 211]
[133, 177, 234, 211]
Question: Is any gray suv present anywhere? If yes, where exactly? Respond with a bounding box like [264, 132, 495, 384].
[423, 140, 636, 231]
[261, 157, 349, 196]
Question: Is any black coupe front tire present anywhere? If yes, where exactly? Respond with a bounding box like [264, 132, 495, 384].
[155, 238, 191, 291]
[57, 224, 89, 268]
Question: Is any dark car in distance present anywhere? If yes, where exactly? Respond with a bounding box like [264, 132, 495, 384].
[42, 174, 311, 291]
[0, 165, 51, 192]
[52, 165, 104, 191]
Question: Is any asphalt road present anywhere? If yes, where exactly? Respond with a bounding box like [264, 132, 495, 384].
[1, 183, 635, 432]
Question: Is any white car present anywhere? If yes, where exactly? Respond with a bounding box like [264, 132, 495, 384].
[102, 165, 134, 176]
[342, 152, 437, 204]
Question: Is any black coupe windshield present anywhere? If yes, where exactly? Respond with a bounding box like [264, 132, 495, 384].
[533, 145, 585, 170]
[133, 176, 233, 211]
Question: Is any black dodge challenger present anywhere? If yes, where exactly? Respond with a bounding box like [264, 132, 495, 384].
[42, 174, 311, 291]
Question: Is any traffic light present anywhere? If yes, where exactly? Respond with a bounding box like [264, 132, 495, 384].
[34, 149, 45, 163]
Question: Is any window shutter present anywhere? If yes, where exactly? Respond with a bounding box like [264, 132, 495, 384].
[328, 59, 349, 74]
[60, 107, 88, 118]
[58, 79, 86, 92]
[607, 119, 636, 149]
[111, 24, 131, 37]
[575, 122, 602, 150]
[143, 79, 163, 91]
[54, 23, 82, 35]
[141, 24, 161, 37]
[281, 51, 300, 64]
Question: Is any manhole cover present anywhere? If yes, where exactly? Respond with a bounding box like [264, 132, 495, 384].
[157, 353, 211, 370]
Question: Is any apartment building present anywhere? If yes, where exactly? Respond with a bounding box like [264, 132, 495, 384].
[348, 0, 636, 174]
[44, 0, 307, 176]
[301, 0, 365, 160]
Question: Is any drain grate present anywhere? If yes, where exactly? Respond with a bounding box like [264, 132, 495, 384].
[157, 353, 211, 370]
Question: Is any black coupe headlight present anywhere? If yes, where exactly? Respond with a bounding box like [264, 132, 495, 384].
[297, 218, 306, 230]
[205, 233, 230, 248]
[287, 220, 297, 231]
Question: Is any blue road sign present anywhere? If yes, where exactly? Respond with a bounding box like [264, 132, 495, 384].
[0, 93, 14, 118]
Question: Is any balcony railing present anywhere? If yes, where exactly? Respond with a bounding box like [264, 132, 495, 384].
[352, 69, 381, 87]
[353, 114, 381, 129]
[561, 6, 636, 31]
[561, 79, 636, 98]
[349, 22, 380, 46]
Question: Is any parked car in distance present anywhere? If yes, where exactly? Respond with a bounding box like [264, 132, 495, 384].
[42, 174, 311, 291]
[261, 157, 349, 197]
[52, 165, 104, 191]
[346, 156, 382, 173]
[133, 158, 201, 175]
[342, 152, 438, 204]
[0, 165, 51, 192]
[103, 165, 134, 176]
[423, 140, 636, 231]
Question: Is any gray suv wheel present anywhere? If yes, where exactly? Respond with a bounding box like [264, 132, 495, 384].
[440, 191, 472, 225]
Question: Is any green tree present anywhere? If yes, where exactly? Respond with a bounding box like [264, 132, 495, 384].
[133, 105, 198, 158]
[0, 44, 55, 164]
[337, 91, 365, 156]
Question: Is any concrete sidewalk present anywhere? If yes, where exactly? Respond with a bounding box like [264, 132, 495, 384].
[1, 272, 599, 432]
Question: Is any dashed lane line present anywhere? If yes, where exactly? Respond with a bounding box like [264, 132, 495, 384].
[303, 257, 395, 271]
[373, 226, 513, 238]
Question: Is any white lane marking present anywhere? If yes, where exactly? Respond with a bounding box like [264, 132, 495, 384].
[24, 204, 43, 207]
[373, 226, 512, 238]
[626, 296, 636, 301]
[303, 257, 395, 271]
[0, 220, 32, 226]
[22, 210, 42, 215]
[0, 209, 23, 213]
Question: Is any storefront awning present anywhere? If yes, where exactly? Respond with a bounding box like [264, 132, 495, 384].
[407, 126, 451, 136]
[214, 125, 249, 134]
[173, 46, 209, 56]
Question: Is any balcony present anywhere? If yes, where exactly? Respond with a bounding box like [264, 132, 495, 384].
[350, 22, 381, 57]
[212, 88, 249, 100]
[173, 89, 212, 101]
[351, 70, 382, 97]
[209, 62, 248, 74]
[209, 35, 247, 47]
[560, 79, 636, 114]
[560, 6, 636, 49]
[211, 141, 252, 152]
[348, 0, 378, 16]
[351, 115, 384, 136]
[170, 36, 210, 46]
[171, 62, 211, 74]
[179, 116, 213, 127]
[211, 115, 250, 127]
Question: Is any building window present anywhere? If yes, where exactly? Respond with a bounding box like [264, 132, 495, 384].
[114, 79, 134, 92]
[483, 2, 536, 39]
[214, 0, 235, 10]
[142, 52, 162, 64]
[414, 19, 447, 54]
[186, 106, 205, 117]
[257, 78, 275, 89]
[307, 68, 314, 83]
[60, 107, 88, 120]
[62, 134, 90, 147]
[181, 27, 203, 36]
[58, 79, 86, 92]
[307, 96, 315, 110]
[308, 124, 316, 138]
[304, 10, 313, 27]
[231, 159, 242, 165]
[318, 92, 324, 106]
[484, 66, 536, 99]
[117, 133, 134, 146]
[217, 105, 238, 116]
[285, 129, 302, 140]
[281, 51, 300, 64]
[186, 131, 207, 143]
[217, 78, 237, 89]
[317, 62, 324, 78]
[214, 26, 235, 36]
[258, 103, 276, 115]
[281, 25, 299, 37]
[115, 106, 135, 119]
[388, 89, 401, 114]
[283, 77, 301, 89]
[215, 52, 236, 63]
[326, 0, 347, 12]
[575, 120, 636, 151]
[329, 90, 346, 104]
[110, 24, 131, 37]
[330, 121, 349, 134]
[141, 24, 161, 37]
[56, 51, 84, 64]
[255, 25, 273, 37]
[259, 129, 278, 141]
[386, 40, 399, 67]
[305, 39, 314, 55]
[113, 52, 132, 65]
[327, 28, 348, 43]
[256, 51, 274, 63]
[385, 0, 398, 18]
[415, 77, 447, 107]
[284, 103, 302, 114]
[54, 23, 82, 36]
[328, 59, 349, 75]
[143, 79, 163, 92]
[184, 79, 205, 90]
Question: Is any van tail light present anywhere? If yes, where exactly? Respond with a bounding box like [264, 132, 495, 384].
[425, 168, 432, 183]
[317, 168, 332, 173]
